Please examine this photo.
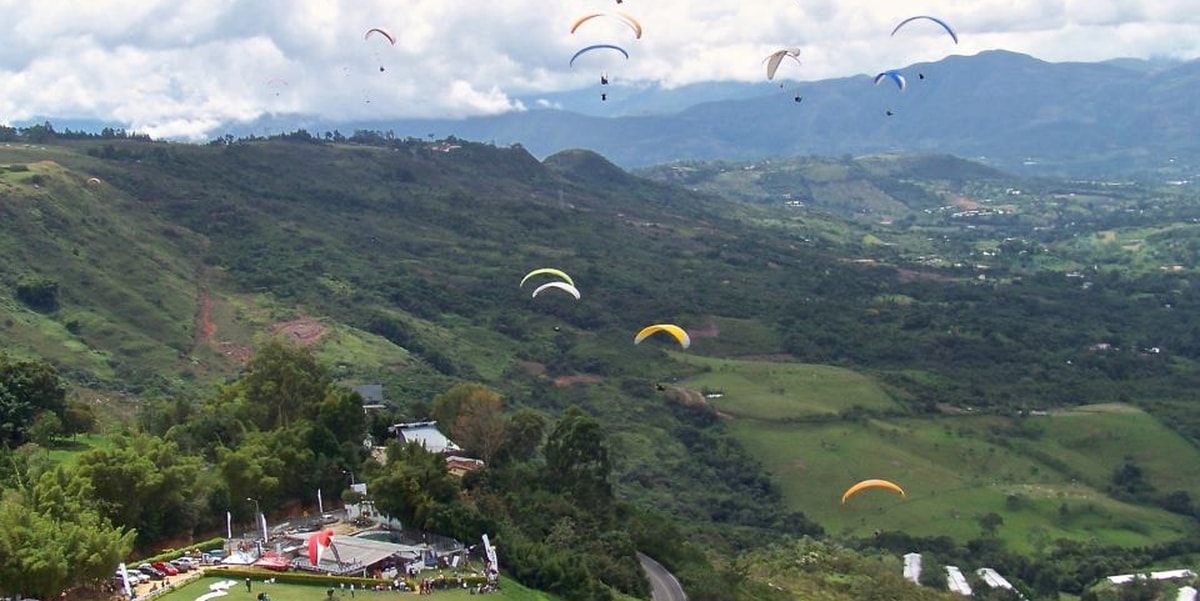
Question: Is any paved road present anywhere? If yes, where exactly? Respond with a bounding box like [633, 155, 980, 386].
[638, 552, 687, 601]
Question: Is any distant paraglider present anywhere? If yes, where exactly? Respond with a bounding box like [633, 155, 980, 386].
[841, 479, 905, 504]
[570, 13, 643, 39]
[520, 268, 575, 289]
[531, 281, 581, 300]
[874, 70, 906, 91]
[364, 28, 396, 72]
[890, 15, 958, 44]
[763, 48, 801, 81]
[86, 177, 102, 185]
[634, 324, 691, 349]
[569, 44, 630, 68]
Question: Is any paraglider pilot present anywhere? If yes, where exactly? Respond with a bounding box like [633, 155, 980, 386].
[601, 93, 608, 101]
[600, 73, 609, 85]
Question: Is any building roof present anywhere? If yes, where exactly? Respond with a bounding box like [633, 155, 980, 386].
[1108, 570, 1197, 585]
[903, 553, 922, 585]
[945, 566, 973, 596]
[389, 421, 462, 454]
[285, 533, 429, 574]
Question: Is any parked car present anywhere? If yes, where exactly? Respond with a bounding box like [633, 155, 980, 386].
[170, 558, 194, 572]
[136, 565, 165, 580]
[152, 561, 179, 576]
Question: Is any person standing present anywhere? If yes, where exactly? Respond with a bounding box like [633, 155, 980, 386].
[245, 578, 252, 593]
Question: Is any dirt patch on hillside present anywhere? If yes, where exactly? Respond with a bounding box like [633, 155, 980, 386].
[951, 196, 982, 210]
[553, 374, 603, 387]
[272, 317, 329, 347]
[689, 316, 720, 339]
[663, 386, 708, 407]
[896, 268, 957, 283]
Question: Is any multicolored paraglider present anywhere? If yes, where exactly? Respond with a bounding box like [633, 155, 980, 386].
[571, 13, 643, 39]
[364, 28, 396, 72]
[841, 479, 905, 504]
[874, 70, 906, 91]
[634, 324, 691, 349]
[890, 16, 958, 44]
[306, 529, 339, 566]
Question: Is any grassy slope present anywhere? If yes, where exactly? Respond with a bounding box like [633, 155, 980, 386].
[680, 357, 1198, 552]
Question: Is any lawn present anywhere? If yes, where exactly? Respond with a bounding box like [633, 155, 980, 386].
[153, 574, 560, 601]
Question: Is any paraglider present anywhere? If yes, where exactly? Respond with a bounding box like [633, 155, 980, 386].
[570, 13, 643, 39]
[86, 177, 102, 185]
[841, 479, 905, 504]
[364, 28, 396, 72]
[531, 281, 581, 300]
[890, 15, 958, 44]
[267, 77, 288, 96]
[364, 28, 396, 45]
[874, 70, 906, 91]
[569, 44, 630, 67]
[763, 48, 801, 80]
[634, 324, 691, 349]
[520, 268, 575, 289]
[306, 529, 339, 566]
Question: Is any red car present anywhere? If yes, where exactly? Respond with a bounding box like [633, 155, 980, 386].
[152, 561, 180, 576]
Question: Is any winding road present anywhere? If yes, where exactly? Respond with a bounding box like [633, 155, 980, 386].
[638, 552, 687, 601]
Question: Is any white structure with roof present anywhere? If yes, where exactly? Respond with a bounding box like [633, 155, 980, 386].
[388, 421, 462, 454]
[946, 566, 973, 596]
[977, 568, 1024, 599]
[1178, 586, 1197, 601]
[903, 553, 922, 585]
[1108, 569, 1197, 585]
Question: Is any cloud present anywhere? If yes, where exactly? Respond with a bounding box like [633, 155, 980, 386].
[1, 0, 1198, 139]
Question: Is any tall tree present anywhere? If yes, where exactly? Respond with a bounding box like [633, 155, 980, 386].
[0, 352, 67, 447]
[542, 406, 612, 512]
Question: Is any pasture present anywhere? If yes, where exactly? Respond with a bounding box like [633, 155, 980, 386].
[154, 574, 560, 601]
[680, 357, 1200, 552]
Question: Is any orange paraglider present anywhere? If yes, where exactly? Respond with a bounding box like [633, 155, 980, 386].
[841, 479, 905, 504]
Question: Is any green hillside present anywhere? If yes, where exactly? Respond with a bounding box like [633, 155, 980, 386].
[2, 131, 1200, 600]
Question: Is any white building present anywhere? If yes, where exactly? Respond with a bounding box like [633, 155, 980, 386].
[1178, 585, 1197, 601]
[1107, 570, 1197, 585]
[977, 568, 1024, 599]
[387, 420, 462, 454]
[946, 566, 973, 596]
[903, 553, 922, 585]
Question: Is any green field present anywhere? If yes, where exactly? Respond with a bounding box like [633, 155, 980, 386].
[155, 575, 561, 601]
[673, 354, 901, 419]
[681, 358, 1200, 552]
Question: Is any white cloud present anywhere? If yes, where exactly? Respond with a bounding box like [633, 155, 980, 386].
[0, 0, 1197, 139]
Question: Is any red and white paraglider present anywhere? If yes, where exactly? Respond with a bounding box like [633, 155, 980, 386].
[307, 529, 340, 567]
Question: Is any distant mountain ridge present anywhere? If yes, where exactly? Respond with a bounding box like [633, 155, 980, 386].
[19, 51, 1200, 178]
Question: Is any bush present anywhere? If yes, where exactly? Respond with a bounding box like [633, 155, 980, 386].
[15, 274, 60, 312]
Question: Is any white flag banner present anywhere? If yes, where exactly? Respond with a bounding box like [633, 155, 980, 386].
[118, 562, 133, 598]
[318, 488, 324, 515]
[226, 510, 233, 539]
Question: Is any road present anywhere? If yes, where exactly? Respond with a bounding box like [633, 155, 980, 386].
[638, 552, 687, 601]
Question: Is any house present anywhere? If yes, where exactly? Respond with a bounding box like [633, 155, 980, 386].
[445, 456, 485, 479]
[977, 568, 1024, 599]
[388, 421, 462, 455]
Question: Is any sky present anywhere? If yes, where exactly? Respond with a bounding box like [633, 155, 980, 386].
[2, 0, 1199, 140]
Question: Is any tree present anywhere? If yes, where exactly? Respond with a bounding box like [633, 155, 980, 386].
[371, 441, 459, 530]
[27, 411, 62, 446]
[0, 353, 68, 448]
[215, 339, 332, 431]
[978, 512, 1004, 537]
[14, 274, 59, 312]
[61, 398, 98, 438]
[498, 408, 547, 465]
[543, 406, 612, 512]
[434, 384, 507, 464]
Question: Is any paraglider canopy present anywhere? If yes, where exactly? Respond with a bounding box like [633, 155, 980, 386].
[307, 529, 337, 566]
[634, 324, 691, 349]
[86, 177, 102, 185]
[763, 48, 801, 80]
[841, 479, 905, 504]
[570, 13, 643, 39]
[531, 281, 581, 300]
[520, 268, 575, 289]
[364, 28, 396, 44]
[570, 44, 630, 68]
[874, 70, 907, 91]
[890, 15, 958, 44]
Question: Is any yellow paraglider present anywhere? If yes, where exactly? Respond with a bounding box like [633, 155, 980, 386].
[841, 479, 905, 504]
[634, 324, 691, 349]
[520, 268, 575, 289]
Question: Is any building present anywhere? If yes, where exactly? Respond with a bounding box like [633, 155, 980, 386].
[977, 568, 1024, 599]
[446, 456, 485, 479]
[1178, 586, 1197, 601]
[903, 553, 922, 585]
[1108, 570, 1197, 585]
[945, 566, 973, 596]
[388, 421, 462, 455]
